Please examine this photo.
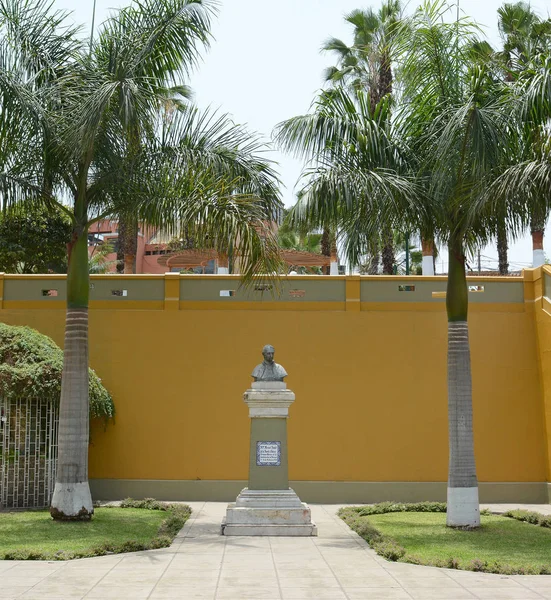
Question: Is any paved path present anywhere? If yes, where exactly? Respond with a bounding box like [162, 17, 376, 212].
[2, 502, 551, 599]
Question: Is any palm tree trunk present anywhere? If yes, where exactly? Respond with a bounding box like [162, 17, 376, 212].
[116, 219, 125, 273]
[321, 227, 331, 275]
[422, 237, 435, 275]
[50, 209, 93, 520]
[446, 240, 479, 528]
[379, 50, 392, 98]
[382, 227, 394, 275]
[531, 217, 545, 268]
[497, 218, 508, 275]
[330, 236, 339, 275]
[368, 251, 379, 274]
[119, 214, 138, 274]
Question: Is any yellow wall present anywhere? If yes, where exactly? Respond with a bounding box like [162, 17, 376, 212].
[530, 267, 551, 482]
[0, 271, 547, 485]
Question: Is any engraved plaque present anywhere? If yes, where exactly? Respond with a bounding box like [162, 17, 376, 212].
[256, 441, 281, 466]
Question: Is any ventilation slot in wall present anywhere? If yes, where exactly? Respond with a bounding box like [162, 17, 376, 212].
[289, 289, 306, 298]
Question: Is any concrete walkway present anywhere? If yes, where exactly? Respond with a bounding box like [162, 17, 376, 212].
[2, 502, 551, 599]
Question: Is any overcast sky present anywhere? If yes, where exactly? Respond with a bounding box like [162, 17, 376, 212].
[54, 0, 551, 271]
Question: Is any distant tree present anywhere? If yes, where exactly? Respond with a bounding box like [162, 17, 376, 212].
[0, 208, 71, 273]
[323, 1, 402, 274]
[496, 2, 551, 267]
[88, 241, 116, 274]
[278, 209, 322, 254]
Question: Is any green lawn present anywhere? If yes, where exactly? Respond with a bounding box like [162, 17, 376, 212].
[0, 508, 169, 559]
[365, 512, 551, 571]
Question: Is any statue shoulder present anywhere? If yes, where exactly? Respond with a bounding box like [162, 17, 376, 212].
[275, 363, 288, 377]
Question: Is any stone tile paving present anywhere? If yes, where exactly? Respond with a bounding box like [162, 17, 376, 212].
[1, 502, 551, 599]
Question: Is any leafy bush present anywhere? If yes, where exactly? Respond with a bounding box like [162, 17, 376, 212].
[0, 207, 71, 274]
[120, 498, 168, 511]
[446, 557, 461, 569]
[354, 501, 447, 517]
[0, 323, 114, 420]
[469, 558, 488, 572]
[504, 509, 551, 528]
[372, 539, 406, 561]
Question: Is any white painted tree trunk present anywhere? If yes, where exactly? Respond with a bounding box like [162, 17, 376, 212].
[446, 321, 480, 527]
[50, 307, 93, 519]
[532, 229, 545, 268]
[421, 238, 435, 275]
[533, 249, 545, 268]
[329, 261, 339, 275]
[422, 256, 434, 275]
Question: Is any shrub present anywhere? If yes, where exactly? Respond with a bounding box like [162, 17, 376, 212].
[504, 509, 551, 529]
[354, 501, 447, 517]
[120, 498, 167, 511]
[372, 540, 406, 561]
[446, 557, 461, 569]
[468, 559, 488, 572]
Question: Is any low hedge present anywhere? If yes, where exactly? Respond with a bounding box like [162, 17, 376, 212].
[339, 502, 551, 575]
[1, 498, 191, 560]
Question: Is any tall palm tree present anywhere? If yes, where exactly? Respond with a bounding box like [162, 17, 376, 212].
[278, 0, 515, 527]
[323, 3, 400, 101]
[489, 54, 551, 272]
[323, 1, 402, 274]
[497, 2, 551, 267]
[0, 0, 282, 520]
[275, 87, 419, 277]
[396, 1, 519, 526]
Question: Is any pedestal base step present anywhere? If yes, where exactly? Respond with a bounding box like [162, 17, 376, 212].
[222, 488, 317, 536]
[222, 520, 318, 536]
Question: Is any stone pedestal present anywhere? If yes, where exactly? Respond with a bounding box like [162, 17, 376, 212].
[222, 382, 317, 536]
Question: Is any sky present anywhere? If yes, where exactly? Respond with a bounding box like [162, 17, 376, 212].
[55, 0, 551, 272]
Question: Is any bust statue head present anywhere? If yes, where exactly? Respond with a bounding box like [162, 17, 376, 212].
[262, 344, 275, 364]
[252, 344, 288, 382]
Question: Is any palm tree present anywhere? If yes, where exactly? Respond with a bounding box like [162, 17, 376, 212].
[274, 86, 419, 277]
[323, 1, 402, 274]
[489, 54, 551, 273]
[278, 0, 515, 527]
[387, 0, 518, 526]
[497, 2, 551, 267]
[0, 0, 282, 520]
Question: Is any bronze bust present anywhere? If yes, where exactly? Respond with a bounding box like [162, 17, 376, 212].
[252, 345, 288, 382]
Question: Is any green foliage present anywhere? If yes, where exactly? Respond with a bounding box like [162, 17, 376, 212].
[353, 501, 447, 516]
[374, 539, 406, 561]
[340, 503, 551, 574]
[339, 506, 406, 562]
[0, 501, 191, 560]
[119, 497, 183, 512]
[0, 323, 114, 419]
[504, 509, 551, 528]
[0, 207, 71, 273]
[118, 499, 191, 538]
[88, 241, 116, 274]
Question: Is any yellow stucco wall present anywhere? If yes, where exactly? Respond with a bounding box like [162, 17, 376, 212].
[0, 271, 547, 485]
[531, 267, 551, 482]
